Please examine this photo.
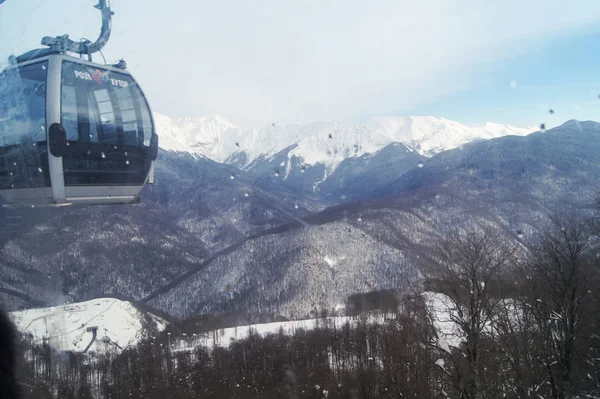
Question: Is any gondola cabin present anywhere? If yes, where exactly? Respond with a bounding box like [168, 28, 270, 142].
[0, 54, 158, 206]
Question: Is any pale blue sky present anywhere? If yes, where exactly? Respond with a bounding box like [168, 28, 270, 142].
[1, 0, 600, 129]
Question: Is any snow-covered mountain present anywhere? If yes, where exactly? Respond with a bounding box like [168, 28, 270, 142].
[154, 113, 535, 202]
[154, 113, 535, 171]
[10, 298, 166, 353]
[0, 120, 597, 321]
[364, 116, 534, 157]
[154, 113, 239, 157]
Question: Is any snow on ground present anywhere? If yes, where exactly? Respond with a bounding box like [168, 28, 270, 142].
[422, 292, 463, 350]
[7, 291, 469, 357]
[422, 291, 519, 351]
[173, 314, 390, 352]
[10, 298, 167, 353]
[172, 292, 464, 353]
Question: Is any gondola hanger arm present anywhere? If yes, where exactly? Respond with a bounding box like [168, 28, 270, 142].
[41, 0, 114, 55]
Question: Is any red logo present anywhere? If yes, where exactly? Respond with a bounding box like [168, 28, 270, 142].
[92, 69, 103, 83]
[91, 69, 110, 84]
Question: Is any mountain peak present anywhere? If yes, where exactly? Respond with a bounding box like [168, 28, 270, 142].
[174, 114, 237, 130]
[155, 113, 535, 169]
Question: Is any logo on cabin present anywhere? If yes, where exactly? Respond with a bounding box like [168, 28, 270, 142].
[74, 69, 129, 88]
[92, 69, 110, 84]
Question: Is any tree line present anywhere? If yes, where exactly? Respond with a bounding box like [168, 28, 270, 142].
[12, 210, 600, 398]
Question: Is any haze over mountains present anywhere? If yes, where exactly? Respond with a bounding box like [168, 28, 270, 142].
[1, 115, 598, 322]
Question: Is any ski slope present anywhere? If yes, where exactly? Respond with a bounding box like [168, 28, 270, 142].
[172, 292, 463, 352]
[173, 314, 388, 351]
[10, 298, 167, 353]
[8, 293, 462, 355]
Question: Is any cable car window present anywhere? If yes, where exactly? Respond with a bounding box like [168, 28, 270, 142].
[0, 61, 50, 190]
[61, 61, 153, 147]
[61, 85, 79, 141]
[0, 62, 47, 146]
[93, 89, 118, 143]
[61, 84, 103, 142]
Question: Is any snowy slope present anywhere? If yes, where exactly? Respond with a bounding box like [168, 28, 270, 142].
[422, 292, 463, 350]
[173, 314, 387, 351]
[365, 117, 535, 157]
[171, 292, 461, 352]
[154, 113, 239, 157]
[10, 298, 167, 353]
[154, 113, 535, 174]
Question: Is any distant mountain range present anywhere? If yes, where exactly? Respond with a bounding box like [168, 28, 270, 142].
[1, 118, 597, 322]
[155, 113, 534, 204]
[155, 113, 534, 162]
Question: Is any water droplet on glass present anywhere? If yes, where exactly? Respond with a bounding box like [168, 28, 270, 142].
[274, 169, 280, 177]
[230, 174, 235, 180]
[86, 150, 91, 156]
[114, 145, 118, 149]
[517, 230, 524, 239]
[66, 142, 70, 146]
[328, 134, 332, 139]
[417, 162, 424, 168]
[12, 162, 16, 166]
[340, 194, 347, 200]
[300, 166, 306, 173]
[125, 160, 130, 165]
[42, 65, 46, 70]
[38, 167, 42, 173]
[89, 134, 93, 138]
[101, 152, 106, 158]
[124, 151, 128, 157]
[235, 142, 240, 147]
[31, 205, 35, 208]
[40, 125, 44, 130]
[357, 217, 362, 222]
[549, 109, 554, 114]
[244, 192, 249, 197]
[9, 172, 13, 176]
[32, 142, 36, 146]
[435, 194, 440, 199]
[294, 203, 299, 209]
[540, 123, 546, 132]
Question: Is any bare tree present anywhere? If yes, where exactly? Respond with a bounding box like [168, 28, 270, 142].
[427, 227, 519, 399]
[522, 214, 599, 399]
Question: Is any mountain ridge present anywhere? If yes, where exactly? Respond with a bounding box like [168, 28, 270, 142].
[155, 112, 535, 165]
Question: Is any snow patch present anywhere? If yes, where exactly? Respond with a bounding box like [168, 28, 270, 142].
[323, 255, 346, 268]
[173, 314, 389, 351]
[10, 298, 167, 353]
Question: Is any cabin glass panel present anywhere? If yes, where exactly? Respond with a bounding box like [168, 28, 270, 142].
[60, 61, 154, 186]
[0, 61, 50, 190]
